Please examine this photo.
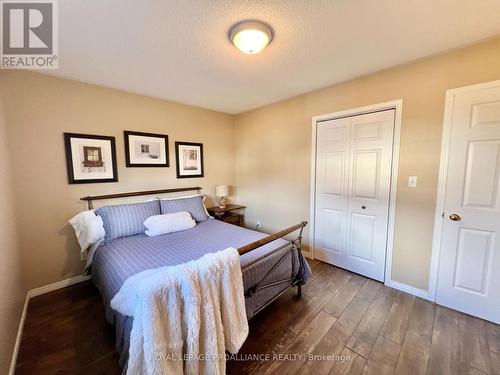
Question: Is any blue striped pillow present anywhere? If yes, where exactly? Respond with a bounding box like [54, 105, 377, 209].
[96, 200, 161, 243]
[160, 195, 208, 222]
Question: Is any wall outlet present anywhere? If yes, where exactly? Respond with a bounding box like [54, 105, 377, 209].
[408, 176, 418, 188]
[256, 221, 261, 229]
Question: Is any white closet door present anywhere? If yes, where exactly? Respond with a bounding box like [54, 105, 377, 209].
[436, 83, 500, 323]
[314, 110, 395, 281]
[315, 117, 350, 271]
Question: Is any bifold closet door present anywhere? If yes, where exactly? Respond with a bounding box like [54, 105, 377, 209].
[314, 109, 395, 281]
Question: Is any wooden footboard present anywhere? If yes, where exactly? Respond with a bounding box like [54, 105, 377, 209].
[237, 221, 307, 255]
[241, 221, 309, 317]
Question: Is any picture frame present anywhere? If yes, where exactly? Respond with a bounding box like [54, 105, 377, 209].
[175, 141, 204, 178]
[64, 133, 118, 184]
[124, 131, 169, 167]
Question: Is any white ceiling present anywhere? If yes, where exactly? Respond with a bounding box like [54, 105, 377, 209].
[48, 0, 500, 114]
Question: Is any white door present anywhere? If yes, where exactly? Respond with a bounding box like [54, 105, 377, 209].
[314, 109, 395, 281]
[436, 82, 500, 324]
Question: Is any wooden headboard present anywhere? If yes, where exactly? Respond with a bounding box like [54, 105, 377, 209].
[81, 186, 202, 209]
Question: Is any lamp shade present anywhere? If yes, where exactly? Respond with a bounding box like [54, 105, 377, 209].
[215, 185, 229, 197]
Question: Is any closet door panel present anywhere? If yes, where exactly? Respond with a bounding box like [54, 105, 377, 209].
[314, 109, 395, 282]
[314, 118, 349, 263]
[352, 149, 380, 200]
[345, 110, 394, 281]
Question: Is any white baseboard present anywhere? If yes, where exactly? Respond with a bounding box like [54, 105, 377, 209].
[9, 293, 29, 375]
[385, 279, 432, 301]
[9, 274, 91, 373]
[28, 274, 91, 298]
[302, 250, 312, 259]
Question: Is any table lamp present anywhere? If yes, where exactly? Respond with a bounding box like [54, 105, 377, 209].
[215, 185, 229, 208]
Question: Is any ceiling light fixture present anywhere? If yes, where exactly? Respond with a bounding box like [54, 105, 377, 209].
[229, 20, 273, 54]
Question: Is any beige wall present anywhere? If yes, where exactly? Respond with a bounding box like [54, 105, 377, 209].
[0, 87, 26, 374]
[234, 37, 500, 291]
[0, 71, 235, 290]
[2, 37, 500, 298]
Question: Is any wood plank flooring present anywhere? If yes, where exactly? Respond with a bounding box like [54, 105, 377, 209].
[15, 259, 500, 374]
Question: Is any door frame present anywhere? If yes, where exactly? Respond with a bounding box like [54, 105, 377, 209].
[429, 79, 500, 302]
[309, 99, 403, 286]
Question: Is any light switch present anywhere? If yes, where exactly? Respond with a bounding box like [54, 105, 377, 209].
[408, 176, 417, 188]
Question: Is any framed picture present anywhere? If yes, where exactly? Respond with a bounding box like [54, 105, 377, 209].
[64, 133, 118, 184]
[124, 131, 169, 167]
[175, 141, 204, 178]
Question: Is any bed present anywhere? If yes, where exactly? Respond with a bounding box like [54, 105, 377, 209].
[83, 187, 310, 369]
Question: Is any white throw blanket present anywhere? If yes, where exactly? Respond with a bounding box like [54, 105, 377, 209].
[110, 247, 249, 375]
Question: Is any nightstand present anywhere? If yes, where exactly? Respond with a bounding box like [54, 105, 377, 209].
[207, 204, 246, 226]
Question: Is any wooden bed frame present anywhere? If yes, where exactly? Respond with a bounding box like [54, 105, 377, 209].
[81, 186, 308, 300]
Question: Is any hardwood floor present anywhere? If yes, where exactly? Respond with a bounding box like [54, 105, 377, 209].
[16, 260, 500, 374]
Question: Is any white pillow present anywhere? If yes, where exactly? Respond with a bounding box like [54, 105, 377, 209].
[144, 211, 196, 237]
[69, 210, 105, 252]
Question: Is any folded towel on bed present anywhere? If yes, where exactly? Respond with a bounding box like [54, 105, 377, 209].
[110, 247, 248, 375]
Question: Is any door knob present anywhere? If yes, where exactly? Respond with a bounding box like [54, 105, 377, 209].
[449, 213, 461, 221]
